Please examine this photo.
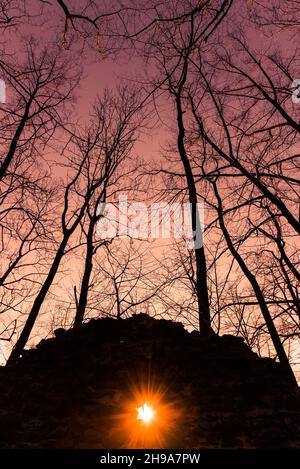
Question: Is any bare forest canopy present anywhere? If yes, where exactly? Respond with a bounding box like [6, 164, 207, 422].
[0, 1, 299, 385]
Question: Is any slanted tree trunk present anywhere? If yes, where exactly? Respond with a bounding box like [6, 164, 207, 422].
[212, 181, 297, 386]
[7, 192, 89, 365]
[74, 220, 95, 327]
[7, 236, 69, 365]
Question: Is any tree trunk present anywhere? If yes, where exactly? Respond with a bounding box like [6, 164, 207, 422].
[213, 182, 297, 386]
[0, 98, 32, 182]
[74, 221, 95, 327]
[7, 237, 69, 365]
[175, 92, 213, 336]
[115, 279, 121, 320]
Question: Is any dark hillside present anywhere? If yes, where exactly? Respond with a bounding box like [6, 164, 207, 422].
[0, 314, 299, 448]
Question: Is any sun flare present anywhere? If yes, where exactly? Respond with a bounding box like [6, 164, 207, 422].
[136, 403, 154, 423]
[112, 385, 183, 448]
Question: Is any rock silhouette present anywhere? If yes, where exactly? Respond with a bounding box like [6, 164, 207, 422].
[0, 314, 299, 448]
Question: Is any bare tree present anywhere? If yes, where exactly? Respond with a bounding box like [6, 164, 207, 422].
[7, 87, 142, 364]
[0, 38, 77, 182]
[0, 38, 77, 353]
[208, 178, 297, 384]
[73, 89, 142, 326]
[87, 240, 165, 320]
[140, 2, 299, 379]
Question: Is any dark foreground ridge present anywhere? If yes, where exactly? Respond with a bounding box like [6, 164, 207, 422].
[0, 314, 299, 448]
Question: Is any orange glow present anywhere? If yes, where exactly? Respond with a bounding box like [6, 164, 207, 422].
[111, 384, 182, 448]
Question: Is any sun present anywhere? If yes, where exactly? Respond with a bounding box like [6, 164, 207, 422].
[111, 383, 183, 448]
[136, 403, 154, 423]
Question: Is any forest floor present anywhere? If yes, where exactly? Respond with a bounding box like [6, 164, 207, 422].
[0, 314, 300, 448]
